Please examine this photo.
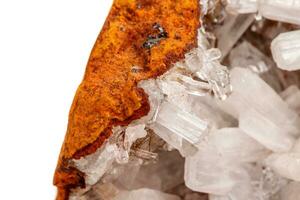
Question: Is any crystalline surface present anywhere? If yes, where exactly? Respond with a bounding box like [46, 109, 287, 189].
[271, 30, 300, 71]
[113, 188, 180, 200]
[215, 13, 254, 59]
[226, 0, 258, 14]
[265, 153, 300, 181]
[183, 127, 266, 195]
[258, 0, 300, 25]
[154, 101, 210, 144]
[239, 108, 295, 152]
[218, 67, 300, 137]
[73, 142, 118, 185]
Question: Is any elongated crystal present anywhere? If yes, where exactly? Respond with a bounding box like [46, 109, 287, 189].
[259, 0, 300, 25]
[217, 67, 300, 137]
[239, 109, 295, 152]
[226, 0, 258, 14]
[265, 153, 300, 181]
[154, 101, 210, 144]
[271, 30, 300, 71]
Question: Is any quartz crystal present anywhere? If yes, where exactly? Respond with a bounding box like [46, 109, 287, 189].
[226, 0, 258, 14]
[271, 30, 300, 71]
[258, 0, 300, 25]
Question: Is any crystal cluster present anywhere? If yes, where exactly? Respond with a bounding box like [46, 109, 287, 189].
[69, 1, 300, 199]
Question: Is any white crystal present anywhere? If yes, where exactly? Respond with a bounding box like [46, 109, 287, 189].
[218, 67, 300, 137]
[154, 101, 210, 144]
[215, 13, 254, 59]
[149, 122, 197, 157]
[279, 181, 300, 200]
[226, 0, 258, 14]
[211, 128, 269, 162]
[124, 124, 147, 150]
[209, 181, 255, 200]
[184, 128, 263, 195]
[258, 0, 300, 25]
[265, 153, 300, 181]
[271, 30, 300, 71]
[280, 85, 300, 114]
[113, 188, 180, 200]
[73, 142, 118, 185]
[239, 108, 295, 152]
[185, 151, 249, 195]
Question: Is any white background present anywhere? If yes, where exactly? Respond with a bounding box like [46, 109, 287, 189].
[0, 0, 113, 199]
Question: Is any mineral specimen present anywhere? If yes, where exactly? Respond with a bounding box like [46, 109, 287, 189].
[53, 0, 300, 200]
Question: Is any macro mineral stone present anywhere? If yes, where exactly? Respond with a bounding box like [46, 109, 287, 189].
[53, 0, 200, 199]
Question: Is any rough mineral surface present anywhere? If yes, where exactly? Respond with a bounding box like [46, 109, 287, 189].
[53, 0, 200, 199]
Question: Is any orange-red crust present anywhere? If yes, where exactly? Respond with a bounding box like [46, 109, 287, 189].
[54, 0, 200, 199]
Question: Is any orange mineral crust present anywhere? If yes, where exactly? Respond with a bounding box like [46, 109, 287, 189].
[54, 0, 200, 199]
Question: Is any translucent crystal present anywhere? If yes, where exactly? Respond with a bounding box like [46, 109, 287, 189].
[217, 67, 300, 137]
[113, 188, 180, 200]
[185, 148, 249, 195]
[280, 85, 300, 113]
[209, 181, 255, 200]
[73, 142, 118, 185]
[265, 153, 300, 181]
[258, 0, 300, 25]
[207, 128, 269, 162]
[154, 101, 210, 144]
[149, 122, 197, 157]
[239, 109, 295, 152]
[215, 13, 255, 59]
[228, 40, 281, 91]
[184, 128, 263, 195]
[271, 30, 300, 71]
[123, 151, 184, 191]
[226, 0, 258, 14]
[279, 181, 300, 200]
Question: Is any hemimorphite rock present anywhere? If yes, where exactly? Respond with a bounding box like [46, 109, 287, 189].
[259, 0, 300, 25]
[271, 30, 300, 71]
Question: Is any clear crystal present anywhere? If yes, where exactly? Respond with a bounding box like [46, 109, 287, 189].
[154, 101, 210, 144]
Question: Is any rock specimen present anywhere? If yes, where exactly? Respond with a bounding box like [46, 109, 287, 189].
[53, 0, 200, 199]
[53, 0, 300, 200]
